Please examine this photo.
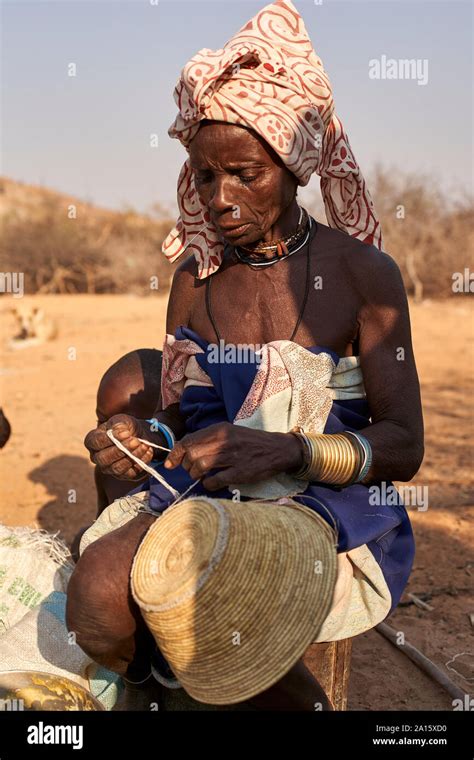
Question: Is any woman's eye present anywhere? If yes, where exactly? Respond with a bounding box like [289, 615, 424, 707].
[195, 171, 257, 185]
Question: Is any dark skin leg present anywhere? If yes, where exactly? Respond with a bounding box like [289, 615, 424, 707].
[67, 514, 157, 679]
[249, 660, 333, 711]
[66, 513, 332, 711]
[67, 514, 162, 710]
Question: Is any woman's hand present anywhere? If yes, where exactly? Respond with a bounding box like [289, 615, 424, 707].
[84, 414, 156, 481]
[164, 422, 303, 490]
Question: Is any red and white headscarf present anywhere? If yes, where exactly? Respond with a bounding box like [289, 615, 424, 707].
[163, 0, 383, 279]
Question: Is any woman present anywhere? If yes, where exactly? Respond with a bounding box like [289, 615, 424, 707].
[67, 0, 423, 710]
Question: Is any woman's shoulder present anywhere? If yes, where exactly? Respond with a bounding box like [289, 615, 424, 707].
[313, 221, 403, 289]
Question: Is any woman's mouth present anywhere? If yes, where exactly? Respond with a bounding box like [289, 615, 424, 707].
[216, 222, 251, 238]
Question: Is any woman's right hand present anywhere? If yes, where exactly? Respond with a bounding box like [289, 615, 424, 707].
[84, 414, 155, 480]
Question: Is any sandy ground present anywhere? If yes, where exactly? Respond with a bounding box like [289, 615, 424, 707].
[0, 294, 472, 711]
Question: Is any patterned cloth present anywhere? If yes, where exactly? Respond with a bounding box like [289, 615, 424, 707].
[162, 331, 337, 499]
[129, 326, 415, 639]
[163, 0, 383, 279]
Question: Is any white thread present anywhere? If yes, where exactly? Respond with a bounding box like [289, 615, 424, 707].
[167, 477, 202, 508]
[106, 429, 180, 498]
[136, 437, 171, 452]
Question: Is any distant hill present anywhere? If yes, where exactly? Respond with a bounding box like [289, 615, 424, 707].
[0, 177, 178, 294]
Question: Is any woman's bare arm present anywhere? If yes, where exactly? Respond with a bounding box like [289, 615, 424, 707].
[352, 249, 424, 482]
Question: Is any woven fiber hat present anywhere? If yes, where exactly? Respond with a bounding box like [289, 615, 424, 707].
[131, 496, 337, 705]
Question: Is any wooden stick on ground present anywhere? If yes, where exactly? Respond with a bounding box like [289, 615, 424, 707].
[375, 622, 468, 702]
[407, 592, 435, 612]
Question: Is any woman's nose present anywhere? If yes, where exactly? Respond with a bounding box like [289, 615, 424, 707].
[207, 176, 234, 212]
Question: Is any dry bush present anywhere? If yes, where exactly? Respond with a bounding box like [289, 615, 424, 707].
[305, 168, 473, 300]
[370, 167, 473, 300]
[0, 184, 178, 295]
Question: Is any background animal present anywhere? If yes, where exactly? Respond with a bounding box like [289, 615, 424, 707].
[9, 305, 58, 348]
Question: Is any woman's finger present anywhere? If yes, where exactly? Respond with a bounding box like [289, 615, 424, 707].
[172, 441, 230, 477]
[84, 426, 113, 453]
[164, 439, 187, 469]
[109, 422, 138, 442]
[94, 438, 153, 470]
[91, 445, 125, 468]
[187, 455, 213, 480]
[202, 467, 241, 491]
[106, 463, 145, 481]
[102, 453, 150, 478]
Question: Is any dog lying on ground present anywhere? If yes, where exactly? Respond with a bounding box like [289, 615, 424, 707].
[8, 304, 58, 349]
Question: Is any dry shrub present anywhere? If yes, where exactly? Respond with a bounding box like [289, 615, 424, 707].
[0, 182, 178, 295]
[370, 167, 473, 300]
[305, 167, 473, 300]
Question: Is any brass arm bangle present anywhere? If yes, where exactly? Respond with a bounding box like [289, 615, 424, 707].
[291, 430, 364, 486]
[344, 430, 373, 483]
[289, 429, 312, 474]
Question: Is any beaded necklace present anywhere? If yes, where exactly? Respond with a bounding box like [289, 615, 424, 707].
[234, 206, 311, 268]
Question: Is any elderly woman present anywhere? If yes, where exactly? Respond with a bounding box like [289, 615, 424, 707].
[67, 0, 423, 710]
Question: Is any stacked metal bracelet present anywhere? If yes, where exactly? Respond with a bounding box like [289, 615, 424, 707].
[344, 430, 373, 483]
[290, 428, 373, 486]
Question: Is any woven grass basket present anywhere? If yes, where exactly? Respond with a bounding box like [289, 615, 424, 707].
[131, 495, 337, 705]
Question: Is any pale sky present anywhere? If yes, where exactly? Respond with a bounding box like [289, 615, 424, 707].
[1, 0, 472, 214]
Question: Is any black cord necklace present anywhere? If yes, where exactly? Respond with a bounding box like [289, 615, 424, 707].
[205, 218, 316, 344]
[234, 212, 313, 268]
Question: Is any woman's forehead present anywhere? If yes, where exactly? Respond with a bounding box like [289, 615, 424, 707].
[189, 122, 277, 165]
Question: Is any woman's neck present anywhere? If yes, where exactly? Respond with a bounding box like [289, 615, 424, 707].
[239, 200, 302, 262]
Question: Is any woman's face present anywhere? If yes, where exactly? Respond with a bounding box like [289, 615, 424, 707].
[188, 121, 297, 245]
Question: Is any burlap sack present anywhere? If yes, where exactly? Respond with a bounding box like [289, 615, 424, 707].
[0, 591, 91, 690]
[0, 525, 72, 632]
[0, 525, 121, 710]
[79, 490, 150, 555]
[0, 589, 121, 710]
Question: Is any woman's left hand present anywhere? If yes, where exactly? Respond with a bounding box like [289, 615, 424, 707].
[164, 422, 303, 491]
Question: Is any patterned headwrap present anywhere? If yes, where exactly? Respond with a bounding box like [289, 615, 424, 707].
[163, 0, 382, 279]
